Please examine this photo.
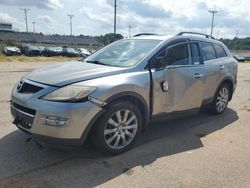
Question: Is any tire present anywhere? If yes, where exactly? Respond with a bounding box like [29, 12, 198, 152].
[91, 100, 142, 155]
[209, 83, 230, 115]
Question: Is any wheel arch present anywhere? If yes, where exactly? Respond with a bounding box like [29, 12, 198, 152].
[216, 77, 234, 101]
[81, 91, 150, 143]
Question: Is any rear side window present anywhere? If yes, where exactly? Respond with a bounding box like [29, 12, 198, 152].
[166, 44, 189, 66]
[213, 43, 227, 58]
[200, 42, 216, 61]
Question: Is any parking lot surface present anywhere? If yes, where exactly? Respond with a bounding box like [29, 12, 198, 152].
[0, 61, 250, 188]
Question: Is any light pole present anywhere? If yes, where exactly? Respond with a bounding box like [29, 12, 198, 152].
[216, 30, 219, 39]
[209, 10, 217, 37]
[114, 0, 117, 34]
[68, 14, 74, 35]
[128, 25, 131, 37]
[32, 22, 36, 33]
[20, 8, 30, 32]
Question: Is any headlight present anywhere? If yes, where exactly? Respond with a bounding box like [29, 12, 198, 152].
[41, 85, 96, 102]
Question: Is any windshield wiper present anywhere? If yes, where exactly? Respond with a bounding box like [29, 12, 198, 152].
[86, 60, 108, 66]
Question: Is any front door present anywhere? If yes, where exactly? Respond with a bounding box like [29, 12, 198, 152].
[151, 42, 206, 115]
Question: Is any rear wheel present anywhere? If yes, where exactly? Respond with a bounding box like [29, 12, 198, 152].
[92, 100, 142, 155]
[209, 84, 230, 114]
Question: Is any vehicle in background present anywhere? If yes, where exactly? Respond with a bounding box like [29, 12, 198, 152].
[37, 46, 45, 56]
[20, 44, 31, 55]
[43, 47, 63, 56]
[62, 47, 79, 57]
[25, 45, 41, 56]
[233, 55, 246, 62]
[90, 49, 96, 54]
[3, 46, 21, 56]
[76, 48, 91, 57]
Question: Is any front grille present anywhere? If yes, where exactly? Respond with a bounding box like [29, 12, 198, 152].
[12, 102, 36, 116]
[18, 82, 43, 93]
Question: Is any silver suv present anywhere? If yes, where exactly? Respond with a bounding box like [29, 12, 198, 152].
[11, 32, 238, 154]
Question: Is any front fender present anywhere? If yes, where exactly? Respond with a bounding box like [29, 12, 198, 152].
[82, 71, 151, 108]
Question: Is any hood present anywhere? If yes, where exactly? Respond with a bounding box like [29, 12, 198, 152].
[24, 61, 126, 86]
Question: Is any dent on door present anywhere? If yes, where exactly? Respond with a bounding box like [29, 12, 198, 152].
[165, 67, 206, 112]
[152, 66, 206, 115]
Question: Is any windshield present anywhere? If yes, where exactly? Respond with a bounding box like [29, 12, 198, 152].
[85, 39, 161, 67]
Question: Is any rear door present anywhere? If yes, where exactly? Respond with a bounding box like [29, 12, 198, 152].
[200, 42, 226, 100]
[151, 42, 206, 114]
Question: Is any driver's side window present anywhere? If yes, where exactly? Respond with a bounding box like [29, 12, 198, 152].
[166, 44, 189, 66]
[151, 43, 190, 68]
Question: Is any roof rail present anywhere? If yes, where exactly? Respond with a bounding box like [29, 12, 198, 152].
[176, 32, 215, 39]
[133, 33, 158, 37]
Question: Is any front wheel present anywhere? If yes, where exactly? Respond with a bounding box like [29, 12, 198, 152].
[91, 100, 142, 155]
[209, 84, 230, 114]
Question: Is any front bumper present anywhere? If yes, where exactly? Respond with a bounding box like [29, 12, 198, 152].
[11, 79, 103, 145]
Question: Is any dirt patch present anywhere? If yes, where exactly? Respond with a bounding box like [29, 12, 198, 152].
[240, 106, 250, 112]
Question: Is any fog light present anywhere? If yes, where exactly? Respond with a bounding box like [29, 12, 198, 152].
[40, 115, 69, 127]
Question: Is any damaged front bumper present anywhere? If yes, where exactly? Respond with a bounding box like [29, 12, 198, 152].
[11, 80, 107, 146]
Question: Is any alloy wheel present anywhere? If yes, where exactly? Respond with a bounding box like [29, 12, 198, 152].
[104, 109, 138, 150]
[216, 87, 229, 112]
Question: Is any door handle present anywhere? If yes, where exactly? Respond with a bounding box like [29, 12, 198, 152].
[193, 73, 204, 79]
[219, 65, 225, 70]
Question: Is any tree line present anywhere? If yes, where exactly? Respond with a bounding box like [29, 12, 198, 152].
[220, 38, 250, 50]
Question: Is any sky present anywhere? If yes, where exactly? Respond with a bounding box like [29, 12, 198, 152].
[0, 0, 249, 38]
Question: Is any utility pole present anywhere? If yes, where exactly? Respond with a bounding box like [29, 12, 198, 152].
[20, 8, 30, 32]
[236, 30, 240, 38]
[128, 25, 131, 37]
[32, 22, 36, 33]
[114, 0, 117, 35]
[68, 14, 74, 35]
[209, 10, 218, 37]
[216, 30, 219, 39]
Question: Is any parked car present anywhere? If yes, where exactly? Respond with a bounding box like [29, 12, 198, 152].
[76, 48, 91, 57]
[37, 46, 46, 56]
[20, 44, 30, 54]
[44, 47, 63, 56]
[11, 32, 238, 155]
[233, 55, 246, 62]
[62, 47, 79, 57]
[26, 45, 41, 56]
[245, 56, 250, 61]
[3, 46, 21, 56]
[90, 49, 96, 54]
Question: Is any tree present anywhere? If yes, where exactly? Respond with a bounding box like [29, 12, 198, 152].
[96, 33, 123, 45]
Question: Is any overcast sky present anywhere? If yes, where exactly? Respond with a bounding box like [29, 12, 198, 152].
[0, 0, 249, 38]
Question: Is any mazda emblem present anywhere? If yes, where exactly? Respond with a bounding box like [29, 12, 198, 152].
[17, 80, 24, 92]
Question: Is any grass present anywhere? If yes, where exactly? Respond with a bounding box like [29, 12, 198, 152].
[0, 54, 81, 63]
